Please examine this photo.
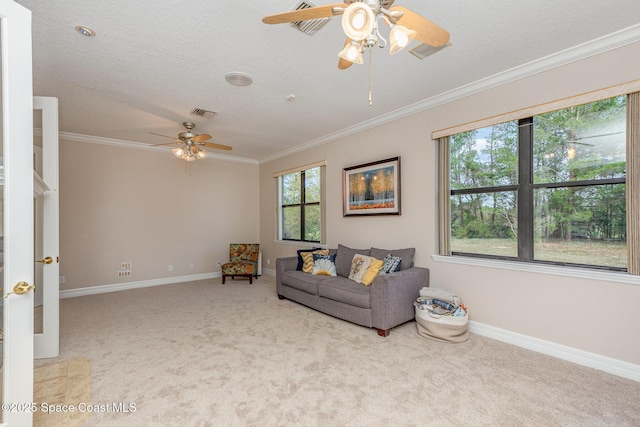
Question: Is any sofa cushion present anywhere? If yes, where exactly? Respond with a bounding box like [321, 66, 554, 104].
[318, 276, 371, 308]
[370, 247, 415, 271]
[335, 244, 370, 277]
[361, 257, 384, 285]
[281, 270, 325, 295]
[311, 254, 337, 276]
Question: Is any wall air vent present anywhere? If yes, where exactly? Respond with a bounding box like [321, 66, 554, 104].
[289, 0, 331, 36]
[190, 108, 217, 119]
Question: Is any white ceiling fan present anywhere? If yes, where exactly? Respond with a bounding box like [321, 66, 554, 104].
[150, 122, 232, 161]
[262, 0, 450, 70]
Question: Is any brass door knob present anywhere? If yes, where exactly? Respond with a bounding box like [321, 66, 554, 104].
[36, 256, 53, 264]
[4, 281, 36, 298]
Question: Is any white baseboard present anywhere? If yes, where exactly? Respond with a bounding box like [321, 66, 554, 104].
[469, 320, 640, 382]
[60, 272, 220, 299]
[262, 267, 276, 277]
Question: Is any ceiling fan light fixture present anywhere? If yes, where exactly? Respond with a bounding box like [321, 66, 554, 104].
[389, 25, 416, 54]
[341, 3, 375, 41]
[196, 149, 207, 159]
[172, 147, 184, 158]
[338, 41, 363, 64]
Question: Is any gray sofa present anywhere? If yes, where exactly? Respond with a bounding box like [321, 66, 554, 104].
[276, 244, 429, 336]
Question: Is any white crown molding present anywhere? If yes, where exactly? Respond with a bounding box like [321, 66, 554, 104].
[259, 23, 640, 164]
[469, 321, 640, 382]
[56, 131, 259, 165]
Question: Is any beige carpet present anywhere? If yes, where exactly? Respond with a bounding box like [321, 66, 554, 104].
[35, 275, 640, 426]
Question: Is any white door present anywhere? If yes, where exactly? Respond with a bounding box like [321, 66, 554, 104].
[1, 1, 35, 426]
[33, 97, 59, 360]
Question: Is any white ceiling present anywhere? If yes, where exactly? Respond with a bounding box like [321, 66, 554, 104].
[16, 0, 640, 162]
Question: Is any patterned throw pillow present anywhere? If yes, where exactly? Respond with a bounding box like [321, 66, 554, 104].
[348, 254, 372, 283]
[312, 254, 337, 276]
[378, 254, 402, 275]
[296, 247, 322, 271]
[361, 257, 384, 286]
[300, 249, 329, 273]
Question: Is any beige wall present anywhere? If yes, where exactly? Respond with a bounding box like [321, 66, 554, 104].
[260, 41, 640, 364]
[60, 139, 260, 289]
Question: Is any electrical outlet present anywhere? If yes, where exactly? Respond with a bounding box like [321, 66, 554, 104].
[216, 261, 221, 267]
[189, 264, 194, 270]
[267, 258, 270, 265]
[168, 265, 173, 272]
[59, 276, 65, 284]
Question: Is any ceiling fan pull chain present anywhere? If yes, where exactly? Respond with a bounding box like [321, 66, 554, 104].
[368, 48, 373, 106]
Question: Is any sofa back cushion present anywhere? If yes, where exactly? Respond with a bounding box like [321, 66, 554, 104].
[369, 247, 415, 271]
[335, 244, 370, 277]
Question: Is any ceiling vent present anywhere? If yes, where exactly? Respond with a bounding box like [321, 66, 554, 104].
[289, 0, 331, 36]
[409, 42, 452, 60]
[190, 108, 217, 119]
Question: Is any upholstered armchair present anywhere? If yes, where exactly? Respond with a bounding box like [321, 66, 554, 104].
[221, 243, 260, 284]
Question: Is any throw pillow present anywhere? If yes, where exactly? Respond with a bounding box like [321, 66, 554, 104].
[361, 257, 384, 286]
[348, 253, 372, 283]
[311, 254, 337, 276]
[301, 249, 329, 273]
[369, 247, 415, 271]
[335, 244, 371, 277]
[378, 254, 402, 275]
[296, 247, 322, 271]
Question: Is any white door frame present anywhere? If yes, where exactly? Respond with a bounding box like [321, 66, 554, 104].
[1, 1, 35, 426]
[33, 97, 59, 359]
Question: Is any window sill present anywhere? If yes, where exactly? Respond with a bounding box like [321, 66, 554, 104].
[273, 239, 327, 249]
[431, 255, 640, 286]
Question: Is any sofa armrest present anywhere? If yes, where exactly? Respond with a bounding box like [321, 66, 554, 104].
[370, 266, 429, 331]
[276, 256, 298, 295]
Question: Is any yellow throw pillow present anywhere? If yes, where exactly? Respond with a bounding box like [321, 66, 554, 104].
[361, 257, 384, 286]
[301, 249, 329, 273]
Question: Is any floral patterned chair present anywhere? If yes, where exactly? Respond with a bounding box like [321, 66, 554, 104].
[221, 243, 260, 284]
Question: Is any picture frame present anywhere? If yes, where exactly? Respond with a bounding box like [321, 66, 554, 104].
[343, 157, 401, 216]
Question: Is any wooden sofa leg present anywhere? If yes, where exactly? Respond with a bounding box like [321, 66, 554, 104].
[277, 295, 285, 300]
[377, 328, 390, 337]
[249, 275, 253, 284]
[222, 275, 226, 284]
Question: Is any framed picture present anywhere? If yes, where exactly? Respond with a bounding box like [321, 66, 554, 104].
[343, 157, 401, 216]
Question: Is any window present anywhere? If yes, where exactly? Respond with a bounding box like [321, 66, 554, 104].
[446, 95, 630, 270]
[277, 164, 325, 243]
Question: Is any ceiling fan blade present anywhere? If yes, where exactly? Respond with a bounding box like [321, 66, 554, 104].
[388, 6, 450, 47]
[193, 133, 212, 143]
[262, 3, 347, 24]
[203, 141, 233, 151]
[149, 132, 177, 139]
[338, 38, 354, 70]
[151, 140, 181, 147]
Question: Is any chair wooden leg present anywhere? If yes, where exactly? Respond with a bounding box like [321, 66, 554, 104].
[222, 275, 226, 284]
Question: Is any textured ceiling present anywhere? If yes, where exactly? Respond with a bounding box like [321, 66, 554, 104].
[16, 0, 640, 162]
